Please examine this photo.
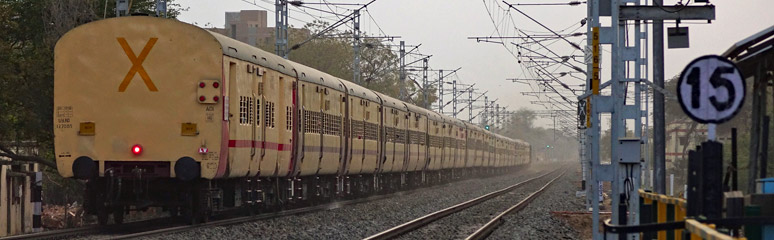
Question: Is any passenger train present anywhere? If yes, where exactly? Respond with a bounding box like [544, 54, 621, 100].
[53, 16, 531, 224]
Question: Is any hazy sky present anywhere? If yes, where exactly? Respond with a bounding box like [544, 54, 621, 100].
[178, 0, 774, 129]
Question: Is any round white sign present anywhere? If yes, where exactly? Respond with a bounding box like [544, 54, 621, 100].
[677, 55, 745, 124]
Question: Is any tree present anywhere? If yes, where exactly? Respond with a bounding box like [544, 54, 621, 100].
[256, 20, 437, 106]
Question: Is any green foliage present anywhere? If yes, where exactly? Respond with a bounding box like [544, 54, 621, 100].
[256, 20, 437, 107]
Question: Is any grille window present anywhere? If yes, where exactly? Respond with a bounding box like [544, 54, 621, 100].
[352, 120, 364, 139]
[385, 127, 395, 142]
[265, 101, 275, 128]
[239, 96, 253, 125]
[286, 106, 292, 130]
[364, 122, 378, 140]
[256, 99, 261, 126]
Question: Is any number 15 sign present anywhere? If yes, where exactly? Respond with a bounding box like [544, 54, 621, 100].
[677, 55, 746, 124]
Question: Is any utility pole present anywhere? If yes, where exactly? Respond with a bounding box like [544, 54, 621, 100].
[468, 88, 474, 122]
[452, 80, 458, 117]
[495, 103, 502, 128]
[353, 9, 361, 85]
[275, 0, 289, 59]
[438, 70, 444, 112]
[423, 58, 429, 108]
[652, 0, 666, 195]
[399, 41, 406, 100]
[482, 96, 488, 125]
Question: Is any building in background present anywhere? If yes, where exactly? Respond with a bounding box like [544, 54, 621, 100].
[207, 10, 275, 47]
[665, 121, 707, 169]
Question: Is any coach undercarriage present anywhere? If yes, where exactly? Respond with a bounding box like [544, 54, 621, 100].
[84, 166, 518, 225]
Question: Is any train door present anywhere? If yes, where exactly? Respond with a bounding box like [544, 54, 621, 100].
[277, 73, 296, 177]
[298, 82, 323, 177]
[318, 87, 342, 175]
[381, 107, 393, 173]
[248, 65, 264, 177]
[226, 59, 252, 177]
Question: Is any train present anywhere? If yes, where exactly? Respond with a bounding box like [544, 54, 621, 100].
[53, 16, 531, 224]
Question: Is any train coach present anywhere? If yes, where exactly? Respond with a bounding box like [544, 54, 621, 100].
[53, 16, 531, 224]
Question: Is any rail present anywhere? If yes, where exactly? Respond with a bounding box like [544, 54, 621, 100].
[364, 167, 564, 240]
[465, 169, 566, 240]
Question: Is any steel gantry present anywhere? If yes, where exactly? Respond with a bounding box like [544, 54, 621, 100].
[569, 0, 716, 238]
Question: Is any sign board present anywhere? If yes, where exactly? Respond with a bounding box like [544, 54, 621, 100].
[677, 55, 745, 124]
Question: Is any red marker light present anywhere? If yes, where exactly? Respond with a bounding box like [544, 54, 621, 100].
[199, 96, 206, 102]
[199, 82, 206, 88]
[131, 144, 143, 155]
[213, 82, 220, 88]
[213, 96, 220, 102]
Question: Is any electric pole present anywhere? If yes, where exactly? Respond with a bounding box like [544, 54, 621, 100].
[275, 0, 289, 59]
[452, 79, 458, 117]
[399, 41, 406, 100]
[468, 87, 474, 122]
[652, 0, 666, 195]
[353, 9, 361, 85]
[438, 70, 444, 112]
[422, 58, 429, 108]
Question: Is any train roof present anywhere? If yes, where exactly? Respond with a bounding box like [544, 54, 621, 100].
[291, 63, 347, 92]
[207, 20, 525, 144]
[208, 32, 296, 77]
[339, 80, 381, 102]
[372, 91, 408, 112]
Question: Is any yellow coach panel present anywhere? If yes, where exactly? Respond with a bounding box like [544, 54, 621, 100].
[54, 17, 223, 179]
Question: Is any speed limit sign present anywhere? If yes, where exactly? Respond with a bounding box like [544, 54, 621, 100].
[677, 55, 745, 124]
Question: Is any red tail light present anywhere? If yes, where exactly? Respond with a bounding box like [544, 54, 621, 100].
[131, 144, 143, 155]
[199, 82, 206, 88]
[199, 96, 206, 102]
[213, 96, 220, 102]
[213, 82, 220, 88]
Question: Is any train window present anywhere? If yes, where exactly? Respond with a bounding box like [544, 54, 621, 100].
[365, 111, 370, 120]
[239, 96, 248, 125]
[265, 102, 275, 128]
[248, 97, 254, 124]
[286, 106, 292, 130]
[256, 99, 261, 126]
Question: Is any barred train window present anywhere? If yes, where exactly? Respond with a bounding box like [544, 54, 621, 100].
[248, 97, 254, 124]
[239, 96, 249, 125]
[265, 102, 275, 128]
[286, 106, 292, 130]
[256, 99, 261, 126]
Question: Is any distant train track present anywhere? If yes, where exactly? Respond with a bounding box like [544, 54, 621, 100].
[363, 166, 567, 240]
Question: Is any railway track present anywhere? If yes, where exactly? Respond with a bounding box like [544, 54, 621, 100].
[0, 216, 177, 240]
[363, 167, 567, 240]
[101, 169, 547, 239]
[4, 168, 553, 240]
